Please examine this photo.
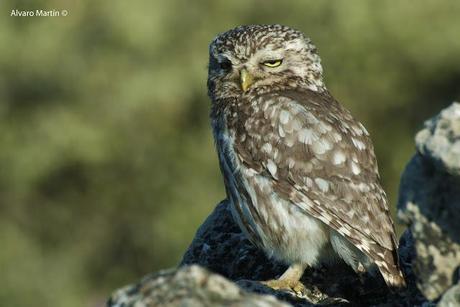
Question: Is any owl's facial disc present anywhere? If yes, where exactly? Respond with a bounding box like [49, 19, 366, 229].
[207, 25, 326, 99]
[213, 43, 312, 92]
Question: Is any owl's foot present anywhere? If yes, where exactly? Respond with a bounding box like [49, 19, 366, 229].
[260, 264, 349, 304]
[261, 278, 349, 305]
[261, 263, 308, 296]
[261, 278, 307, 296]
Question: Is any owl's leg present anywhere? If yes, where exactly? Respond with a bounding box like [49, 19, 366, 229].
[262, 263, 307, 295]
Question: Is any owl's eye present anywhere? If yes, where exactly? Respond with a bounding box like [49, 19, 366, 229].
[218, 58, 232, 71]
[262, 59, 283, 68]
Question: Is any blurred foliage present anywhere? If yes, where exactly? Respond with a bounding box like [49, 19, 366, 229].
[0, 0, 459, 306]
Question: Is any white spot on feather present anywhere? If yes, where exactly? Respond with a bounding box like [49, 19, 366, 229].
[361, 214, 370, 223]
[314, 178, 329, 192]
[351, 162, 361, 175]
[273, 148, 279, 160]
[278, 125, 285, 137]
[261, 143, 272, 153]
[280, 110, 290, 124]
[332, 151, 346, 165]
[287, 158, 295, 169]
[305, 177, 314, 187]
[351, 153, 359, 163]
[352, 125, 363, 136]
[312, 138, 332, 154]
[298, 128, 318, 144]
[359, 183, 370, 192]
[352, 137, 366, 150]
[359, 122, 370, 136]
[267, 159, 277, 177]
[263, 101, 271, 111]
[338, 226, 351, 236]
[244, 168, 258, 177]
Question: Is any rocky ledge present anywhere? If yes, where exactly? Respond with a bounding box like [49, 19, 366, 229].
[108, 103, 460, 306]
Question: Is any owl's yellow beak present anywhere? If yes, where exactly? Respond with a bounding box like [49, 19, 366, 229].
[240, 69, 254, 92]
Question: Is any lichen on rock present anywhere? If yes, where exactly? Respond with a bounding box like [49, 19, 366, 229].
[108, 265, 291, 307]
[398, 102, 460, 301]
[437, 283, 460, 307]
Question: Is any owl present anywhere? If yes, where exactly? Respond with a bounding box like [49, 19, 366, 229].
[207, 24, 405, 293]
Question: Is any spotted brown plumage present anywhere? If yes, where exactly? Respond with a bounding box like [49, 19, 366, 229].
[208, 24, 405, 290]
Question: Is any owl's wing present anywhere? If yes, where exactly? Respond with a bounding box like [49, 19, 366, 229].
[233, 89, 404, 286]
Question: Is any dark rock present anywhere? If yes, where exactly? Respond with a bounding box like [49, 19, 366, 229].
[180, 200, 422, 306]
[398, 102, 460, 301]
[180, 200, 287, 282]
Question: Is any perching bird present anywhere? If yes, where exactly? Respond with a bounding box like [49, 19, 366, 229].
[207, 24, 405, 293]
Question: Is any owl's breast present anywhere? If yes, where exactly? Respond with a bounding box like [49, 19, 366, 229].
[212, 110, 331, 265]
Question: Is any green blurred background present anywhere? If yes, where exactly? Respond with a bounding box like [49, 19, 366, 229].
[1, 0, 459, 306]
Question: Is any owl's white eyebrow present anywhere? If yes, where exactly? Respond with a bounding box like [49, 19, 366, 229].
[260, 56, 284, 62]
[257, 51, 284, 62]
[254, 44, 284, 54]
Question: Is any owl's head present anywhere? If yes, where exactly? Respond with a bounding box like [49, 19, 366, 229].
[207, 24, 325, 100]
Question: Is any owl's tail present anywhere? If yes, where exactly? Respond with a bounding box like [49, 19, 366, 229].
[374, 247, 407, 289]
